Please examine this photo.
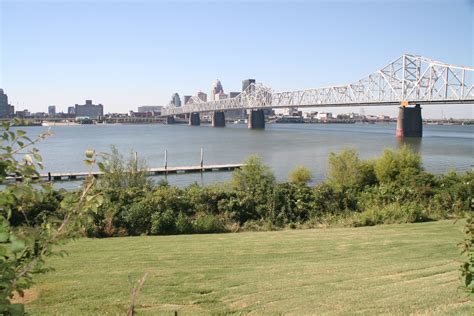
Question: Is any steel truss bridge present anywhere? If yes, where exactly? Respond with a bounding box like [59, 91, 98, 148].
[161, 54, 474, 116]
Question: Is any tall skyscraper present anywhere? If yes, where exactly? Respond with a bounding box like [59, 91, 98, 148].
[170, 93, 181, 107]
[242, 79, 256, 92]
[197, 91, 207, 102]
[0, 89, 14, 118]
[211, 79, 223, 101]
[48, 105, 56, 116]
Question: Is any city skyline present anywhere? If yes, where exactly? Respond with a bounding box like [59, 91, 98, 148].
[1, 0, 473, 118]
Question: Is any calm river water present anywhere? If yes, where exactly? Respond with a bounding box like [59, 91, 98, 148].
[16, 123, 474, 188]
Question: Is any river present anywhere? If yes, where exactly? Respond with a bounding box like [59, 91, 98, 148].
[13, 122, 474, 188]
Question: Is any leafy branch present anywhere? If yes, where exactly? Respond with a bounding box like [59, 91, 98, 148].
[0, 122, 104, 315]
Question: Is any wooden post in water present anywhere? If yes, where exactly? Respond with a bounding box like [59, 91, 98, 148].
[200, 147, 204, 169]
[48, 172, 51, 182]
[164, 149, 168, 170]
[134, 152, 138, 174]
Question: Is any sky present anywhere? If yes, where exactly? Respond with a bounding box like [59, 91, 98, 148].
[0, 0, 473, 118]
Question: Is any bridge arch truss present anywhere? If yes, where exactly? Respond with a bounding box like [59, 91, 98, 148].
[162, 54, 474, 116]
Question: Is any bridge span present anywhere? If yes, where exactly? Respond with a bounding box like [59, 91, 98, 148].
[161, 54, 474, 137]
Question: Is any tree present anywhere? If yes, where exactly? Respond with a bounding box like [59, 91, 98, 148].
[374, 146, 422, 184]
[288, 166, 312, 184]
[0, 121, 103, 314]
[327, 149, 376, 191]
[232, 155, 275, 220]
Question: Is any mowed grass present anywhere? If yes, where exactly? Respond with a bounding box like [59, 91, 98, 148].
[26, 220, 470, 315]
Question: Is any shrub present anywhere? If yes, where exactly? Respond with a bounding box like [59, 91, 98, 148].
[271, 183, 316, 225]
[430, 170, 473, 216]
[240, 219, 277, 232]
[350, 202, 429, 227]
[459, 212, 473, 304]
[9, 189, 63, 227]
[150, 209, 176, 235]
[193, 214, 225, 234]
[232, 155, 276, 220]
[288, 166, 312, 184]
[184, 184, 233, 215]
[374, 146, 422, 184]
[98, 145, 153, 191]
[311, 182, 359, 216]
[327, 149, 376, 191]
[175, 212, 193, 234]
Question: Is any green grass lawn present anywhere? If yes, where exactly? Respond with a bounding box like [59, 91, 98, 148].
[25, 220, 471, 315]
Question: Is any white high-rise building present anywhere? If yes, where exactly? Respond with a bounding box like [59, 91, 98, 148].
[211, 79, 223, 101]
[170, 93, 181, 107]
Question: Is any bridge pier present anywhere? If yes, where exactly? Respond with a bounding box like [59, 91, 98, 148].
[248, 109, 265, 129]
[212, 111, 225, 127]
[396, 104, 422, 137]
[165, 116, 175, 124]
[189, 112, 200, 126]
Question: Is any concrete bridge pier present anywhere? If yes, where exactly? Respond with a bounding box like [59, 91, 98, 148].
[165, 116, 175, 124]
[396, 104, 422, 137]
[212, 111, 226, 127]
[189, 112, 200, 126]
[248, 109, 265, 129]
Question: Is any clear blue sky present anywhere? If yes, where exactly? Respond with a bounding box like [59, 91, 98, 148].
[1, 0, 473, 118]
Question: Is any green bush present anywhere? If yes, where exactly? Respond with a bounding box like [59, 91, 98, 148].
[9, 189, 64, 227]
[192, 214, 226, 234]
[98, 145, 153, 191]
[350, 202, 429, 227]
[241, 219, 278, 232]
[74, 147, 474, 239]
[288, 166, 312, 184]
[327, 149, 376, 191]
[176, 212, 193, 234]
[150, 209, 176, 235]
[374, 146, 422, 184]
[430, 170, 473, 216]
[459, 212, 473, 304]
[228, 156, 277, 222]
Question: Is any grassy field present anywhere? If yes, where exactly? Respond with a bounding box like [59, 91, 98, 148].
[24, 220, 470, 315]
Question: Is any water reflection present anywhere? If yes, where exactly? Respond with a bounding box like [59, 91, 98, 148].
[397, 137, 422, 153]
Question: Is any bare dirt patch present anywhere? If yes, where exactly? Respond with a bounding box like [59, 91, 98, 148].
[11, 288, 39, 304]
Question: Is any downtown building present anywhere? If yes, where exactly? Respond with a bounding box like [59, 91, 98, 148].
[197, 91, 207, 102]
[137, 105, 162, 113]
[48, 105, 56, 116]
[136, 105, 162, 116]
[170, 93, 181, 107]
[0, 89, 14, 118]
[211, 79, 223, 101]
[75, 100, 104, 119]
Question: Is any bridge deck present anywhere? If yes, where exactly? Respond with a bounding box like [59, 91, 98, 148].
[5, 163, 244, 182]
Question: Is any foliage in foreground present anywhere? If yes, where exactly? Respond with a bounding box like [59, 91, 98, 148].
[0, 122, 103, 313]
[459, 211, 473, 307]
